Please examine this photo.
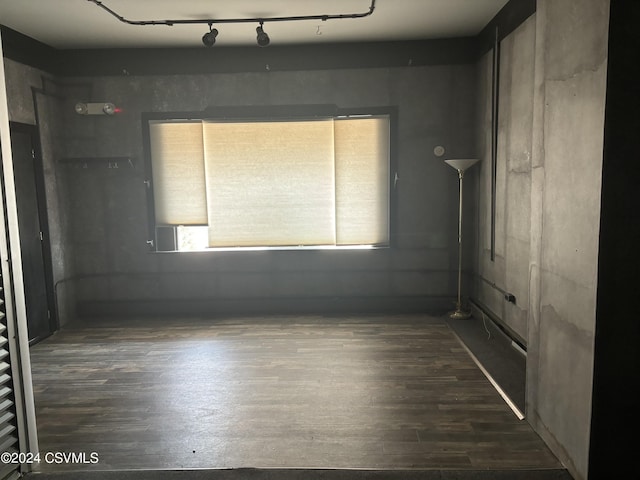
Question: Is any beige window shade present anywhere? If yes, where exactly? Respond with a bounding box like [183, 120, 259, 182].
[148, 115, 391, 249]
[334, 117, 390, 245]
[203, 120, 337, 247]
[149, 121, 207, 225]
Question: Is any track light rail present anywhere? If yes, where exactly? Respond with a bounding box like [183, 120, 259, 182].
[87, 0, 377, 27]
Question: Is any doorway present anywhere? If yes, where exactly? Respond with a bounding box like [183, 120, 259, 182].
[7, 122, 56, 343]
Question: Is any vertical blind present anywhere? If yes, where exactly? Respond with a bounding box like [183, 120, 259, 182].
[149, 115, 390, 248]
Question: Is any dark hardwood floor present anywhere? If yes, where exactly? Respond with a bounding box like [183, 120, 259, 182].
[28, 314, 563, 473]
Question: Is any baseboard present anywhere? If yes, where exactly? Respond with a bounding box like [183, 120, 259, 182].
[76, 296, 453, 318]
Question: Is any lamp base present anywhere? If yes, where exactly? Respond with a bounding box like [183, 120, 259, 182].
[448, 307, 472, 320]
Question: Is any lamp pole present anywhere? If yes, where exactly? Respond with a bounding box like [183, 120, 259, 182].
[444, 159, 479, 319]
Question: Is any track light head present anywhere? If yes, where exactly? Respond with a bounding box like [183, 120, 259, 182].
[202, 26, 218, 47]
[256, 23, 270, 47]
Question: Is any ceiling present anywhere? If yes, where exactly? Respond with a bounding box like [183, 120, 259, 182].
[0, 0, 508, 49]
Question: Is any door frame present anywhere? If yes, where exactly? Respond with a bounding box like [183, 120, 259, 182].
[9, 121, 58, 341]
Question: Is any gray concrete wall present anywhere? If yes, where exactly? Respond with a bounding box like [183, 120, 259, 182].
[4, 58, 42, 125]
[528, 1, 608, 479]
[2, 58, 73, 325]
[474, 2, 610, 479]
[52, 65, 475, 315]
[474, 15, 536, 344]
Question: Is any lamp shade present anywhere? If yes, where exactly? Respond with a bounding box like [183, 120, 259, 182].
[444, 158, 479, 172]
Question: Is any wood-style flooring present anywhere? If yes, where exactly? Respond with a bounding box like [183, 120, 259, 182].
[29, 314, 562, 472]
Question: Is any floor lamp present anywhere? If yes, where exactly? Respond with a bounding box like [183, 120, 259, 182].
[445, 158, 479, 319]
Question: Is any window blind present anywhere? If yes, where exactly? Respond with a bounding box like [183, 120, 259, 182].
[203, 120, 336, 247]
[148, 115, 390, 249]
[149, 121, 207, 225]
[334, 117, 390, 245]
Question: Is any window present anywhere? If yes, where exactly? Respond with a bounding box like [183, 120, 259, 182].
[143, 106, 394, 251]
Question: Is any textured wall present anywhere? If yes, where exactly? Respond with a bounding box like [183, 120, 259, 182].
[474, 2, 609, 479]
[474, 15, 536, 343]
[53, 65, 476, 315]
[528, 1, 608, 479]
[3, 58, 41, 125]
[2, 58, 72, 325]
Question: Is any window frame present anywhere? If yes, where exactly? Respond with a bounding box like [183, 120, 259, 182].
[141, 104, 398, 252]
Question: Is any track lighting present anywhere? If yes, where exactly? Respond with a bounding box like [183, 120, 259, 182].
[87, 0, 377, 48]
[202, 24, 218, 47]
[256, 22, 270, 47]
